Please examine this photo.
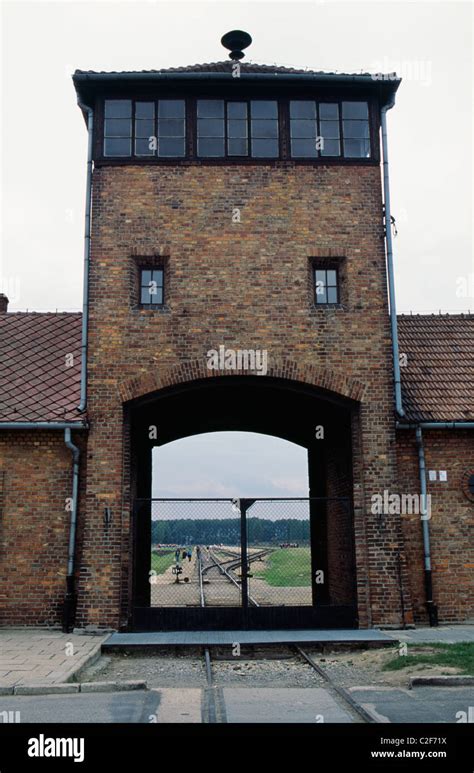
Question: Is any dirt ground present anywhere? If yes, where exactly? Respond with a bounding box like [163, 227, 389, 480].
[150, 546, 311, 607]
[78, 644, 467, 691]
[303, 645, 465, 689]
[78, 647, 325, 688]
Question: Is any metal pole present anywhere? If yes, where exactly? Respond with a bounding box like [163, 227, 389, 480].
[238, 500, 249, 615]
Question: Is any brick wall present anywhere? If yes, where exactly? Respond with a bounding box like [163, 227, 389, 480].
[75, 161, 411, 629]
[396, 429, 474, 624]
[0, 431, 86, 626]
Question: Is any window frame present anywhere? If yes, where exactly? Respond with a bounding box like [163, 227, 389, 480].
[139, 267, 165, 307]
[196, 98, 280, 159]
[131, 256, 168, 310]
[313, 266, 340, 306]
[95, 91, 379, 166]
[104, 98, 188, 160]
[288, 99, 372, 160]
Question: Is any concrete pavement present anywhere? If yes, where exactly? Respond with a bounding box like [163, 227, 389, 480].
[0, 687, 353, 723]
[1, 684, 471, 723]
[384, 626, 474, 644]
[0, 629, 107, 688]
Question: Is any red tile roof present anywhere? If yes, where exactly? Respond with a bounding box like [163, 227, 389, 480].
[397, 314, 474, 422]
[0, 312, 471, 424]
[0, 313, 83, 423]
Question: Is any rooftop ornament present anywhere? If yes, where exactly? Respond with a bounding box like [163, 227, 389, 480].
[221, 30, 252, 61]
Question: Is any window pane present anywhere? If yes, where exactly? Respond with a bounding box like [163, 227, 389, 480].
[151, 270, 164, 286]
[198, 137, 225, 157]
[290, 120, 317, 138]
[290, 101, 316, 119]
[135, 119, 155, 138]
[158, 100, 185, 118]
[141, 287, 152, 304]
[104, 137, 131, 156]
[316, 288, 328, 304]
[104, 118, 132, 137]
[135, 138, 155, 156]
[158, 119, 185, 137]
[319, 120, 340, 140]
[146, 282, 159, 298]
[315, 270, 326, 286]
[228, 138, 248, 156]
[141, 270, 152, 285]
[251, 119, 278, 139]
[320, 139, 340, 157]
[136, 102, 155, 119]
[198, 118, 225, 137]
[141, 286, 163, 304]
[251, 139, 279, 157]
[327, 270, 337, 286]
[342, 101, 368, 119]
[319, 103, 339, 120]
[327, 286, 338, 304]
[228, 119, 247, 138]
[291, 139, 317, 158]
[105, 100, 132, 118]
[344, 138, 371, 157]
[343, 120, 370, 139]
[251, 100, 278, 119]
[228, 102, 247, 119]
[197, 100, 224, 118]
[158, 138, 185, 157]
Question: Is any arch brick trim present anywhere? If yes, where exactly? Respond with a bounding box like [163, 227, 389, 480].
[117, 358, 367, 404]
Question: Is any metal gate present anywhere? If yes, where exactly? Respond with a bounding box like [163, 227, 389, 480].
[131, 497, 357, 630]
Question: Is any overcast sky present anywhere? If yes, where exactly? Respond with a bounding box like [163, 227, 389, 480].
[1, 1, 472, 496]
[153, 432, 309, 497]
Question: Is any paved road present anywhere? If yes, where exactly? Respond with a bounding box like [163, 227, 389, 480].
[0, 687, 353, 723]
[351, 686, 474, 723]
[1, 685, 471, 724]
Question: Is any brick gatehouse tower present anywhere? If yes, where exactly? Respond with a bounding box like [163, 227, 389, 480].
[0, 33, 472, 632]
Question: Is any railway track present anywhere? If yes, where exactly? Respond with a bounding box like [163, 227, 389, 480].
[196, 544, 375, 724]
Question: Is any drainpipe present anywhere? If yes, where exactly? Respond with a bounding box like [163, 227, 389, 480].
[415, 426, 438, 627]
[77, 100, 94, 413]
[397, 422, 474, 430]
[63, 429, 80, 632]
[381, 96, 404, 417]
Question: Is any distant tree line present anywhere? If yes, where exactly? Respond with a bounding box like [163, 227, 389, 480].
[151, 517, 310, 546]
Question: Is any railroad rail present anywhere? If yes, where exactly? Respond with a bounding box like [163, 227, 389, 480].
[196, 543, 374, 724]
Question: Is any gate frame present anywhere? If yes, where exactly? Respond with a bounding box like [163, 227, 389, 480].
[131, 496, 357, 631]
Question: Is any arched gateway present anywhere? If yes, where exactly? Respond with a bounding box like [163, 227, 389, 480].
[124, 367, 364, 630]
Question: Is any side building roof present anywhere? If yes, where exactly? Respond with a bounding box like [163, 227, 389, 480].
[0, 313, 83, 423]
[0, 312, 471, 425]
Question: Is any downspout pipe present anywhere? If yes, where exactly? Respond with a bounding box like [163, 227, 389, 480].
[63, 429, 80, 632]
[381, 95, 405, 418]
[77, 100, 94, 414]
[415, 426, 438, 627]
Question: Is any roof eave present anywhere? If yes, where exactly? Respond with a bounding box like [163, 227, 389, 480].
[73, 69, 401, 112]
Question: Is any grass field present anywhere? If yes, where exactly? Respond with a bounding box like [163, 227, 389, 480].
[151, 550, 177, 575]
[253, 547, 311, 587]
[383, 643, 474, 675]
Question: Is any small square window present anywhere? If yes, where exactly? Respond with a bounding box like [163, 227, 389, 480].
[314, 267, 339, 306]
[140, 268, 164, 306]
